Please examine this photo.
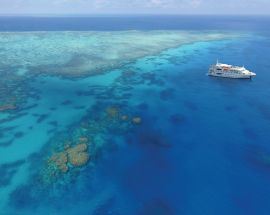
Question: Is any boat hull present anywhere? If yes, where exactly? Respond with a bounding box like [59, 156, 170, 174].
[208, 73, 254, 79]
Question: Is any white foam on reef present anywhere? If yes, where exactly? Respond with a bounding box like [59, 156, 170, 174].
[0, 31, 239, 77]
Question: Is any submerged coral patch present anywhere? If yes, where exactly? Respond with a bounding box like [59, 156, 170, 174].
[48, 121, 58, 127]
[169, 114, 187, 125]
[38, 105, 142, 186]
[48, 151, 69, 173]
[46, 138, 89, 172]
[43, 143, 90, 184]
[73, 105, 86, 110]
[36, 114, 49, 124]
[183, 100, 199, 111]
[61, 100, 72, 106]
[137, 103, 149, 110]
[139, 199, 173, 215]
[8, 184, 38, 209]
[160, 88, 175, 101]
[0, 69, 30, 113]
[0, 139, 14, 147]
[50, 107, 57, 111]
[66, 143, 90, 167]
[132, 117, 142, 124]
[14, 132, 24, 139]
[138, 130, 172, 148]
[105, 106, 120, 118]
[0, 160, 25, 187]
[0, 104, 17, 112]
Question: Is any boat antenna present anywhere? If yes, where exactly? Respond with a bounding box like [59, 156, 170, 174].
[217, 59, 219, 64]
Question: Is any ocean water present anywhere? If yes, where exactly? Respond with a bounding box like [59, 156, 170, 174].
[0, 16, 270, 215]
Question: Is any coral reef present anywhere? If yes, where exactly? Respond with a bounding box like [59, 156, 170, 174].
[43, 143, 90, 186]
[0, 69, 31, 114]
[66, 143, 89, 167]
[79, 137, 89, 144]
[132, 117, 142, 124]
[48, 152, 69, 173]
[121, 115, 129, 121]
[105, 106, 119, 118]
[0, 31, 237, 119]
[40, 105, 142, 186]
[0, 31, 237, 78]
[0, 104, 17, 112]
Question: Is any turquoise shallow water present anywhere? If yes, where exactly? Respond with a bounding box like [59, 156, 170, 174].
[0, 29, 270, 215]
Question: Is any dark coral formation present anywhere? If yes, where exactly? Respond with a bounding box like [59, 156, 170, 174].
[159, 88, 175, 101]
[61, 100, 72, 106]
[137, 103, 149, 110]
[115, 68, 165, 88]
[0, 139, 14, 147]
[184, 100, 199, 111]
[0, 160, 25, 187]
[14, 132, 24, 139]
[138, 130, 172, 148]
[139, 199, 173, 215]
[169, 114, 187, 125]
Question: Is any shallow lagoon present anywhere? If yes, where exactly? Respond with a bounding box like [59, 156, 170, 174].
[0, 29, 270, 215]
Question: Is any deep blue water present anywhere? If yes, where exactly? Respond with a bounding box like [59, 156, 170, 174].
[0, 15, 269, 31]
[0, 16, 270, 215]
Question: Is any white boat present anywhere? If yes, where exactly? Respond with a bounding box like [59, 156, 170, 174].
[208, 61, 256, 79]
